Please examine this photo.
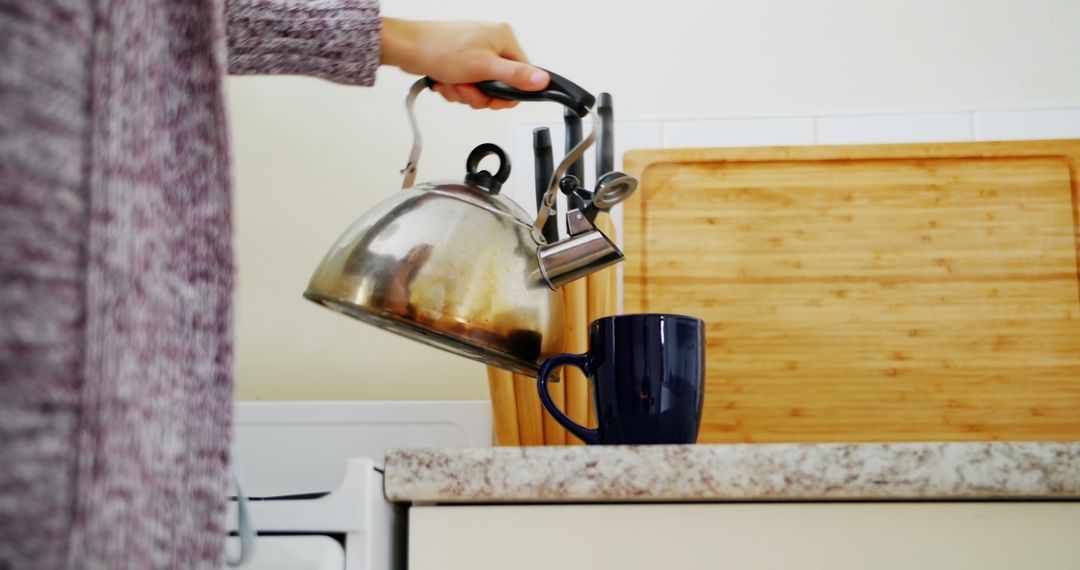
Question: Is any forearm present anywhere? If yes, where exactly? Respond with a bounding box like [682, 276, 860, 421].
[225, 0, 381, 86]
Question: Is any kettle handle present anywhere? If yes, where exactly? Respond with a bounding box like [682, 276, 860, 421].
[422, 70, 596, 118]
[401, 69, 598, 191]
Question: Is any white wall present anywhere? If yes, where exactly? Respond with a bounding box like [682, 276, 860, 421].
[227, 0, 1080, 401]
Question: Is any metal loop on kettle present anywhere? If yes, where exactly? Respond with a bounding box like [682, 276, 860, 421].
[464, 143, 511, 194]
[531, 108, 599, 241]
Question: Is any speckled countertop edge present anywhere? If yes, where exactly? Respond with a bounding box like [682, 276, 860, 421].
[383, 442, 1080, 503]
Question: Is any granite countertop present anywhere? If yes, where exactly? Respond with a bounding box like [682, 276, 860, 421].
[383, 442, 1080, 503]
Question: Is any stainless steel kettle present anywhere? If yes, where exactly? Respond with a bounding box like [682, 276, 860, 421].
[304, 72, 637, 374]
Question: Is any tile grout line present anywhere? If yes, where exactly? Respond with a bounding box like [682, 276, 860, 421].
[514, 109, 1080, 174]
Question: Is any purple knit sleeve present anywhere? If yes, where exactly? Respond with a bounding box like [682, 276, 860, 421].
[225, 0, 381, 86]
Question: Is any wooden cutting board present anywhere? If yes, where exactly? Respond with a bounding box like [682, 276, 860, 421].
[623, 140, 1080, 443]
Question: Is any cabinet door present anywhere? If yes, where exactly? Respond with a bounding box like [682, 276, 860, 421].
[409, 503, 1080, 570]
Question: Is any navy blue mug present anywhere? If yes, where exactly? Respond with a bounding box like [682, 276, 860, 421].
[536, 314, 706, 445]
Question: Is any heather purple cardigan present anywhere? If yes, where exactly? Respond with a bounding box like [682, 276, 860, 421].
[0, 1, 380, 567]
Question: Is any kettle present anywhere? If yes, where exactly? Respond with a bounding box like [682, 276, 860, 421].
[303, 72, 637, 374]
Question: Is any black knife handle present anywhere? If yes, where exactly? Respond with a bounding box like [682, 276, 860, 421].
[563, 109, 587, 211]
[533, 127, 558, 243]
[596, 93, 614, 178]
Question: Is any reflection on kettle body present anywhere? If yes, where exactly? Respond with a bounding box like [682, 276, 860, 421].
[377, 244, 432, 318]
[343, 242, 433, 321]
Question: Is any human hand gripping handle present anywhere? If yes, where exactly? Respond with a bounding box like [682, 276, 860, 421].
[422, 70, 595, 117]
[382, 19, 567, 110]
[537, 353, 600, 444]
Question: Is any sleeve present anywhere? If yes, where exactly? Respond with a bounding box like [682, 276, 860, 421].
[225, 0, 381, 86]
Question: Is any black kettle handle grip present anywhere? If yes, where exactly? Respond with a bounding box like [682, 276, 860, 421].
[423, 69, 596, 117]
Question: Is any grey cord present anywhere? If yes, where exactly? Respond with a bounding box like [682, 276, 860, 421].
[226, 461, 257, 567]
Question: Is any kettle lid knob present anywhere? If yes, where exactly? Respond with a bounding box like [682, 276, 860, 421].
[464, 143, 511, 194]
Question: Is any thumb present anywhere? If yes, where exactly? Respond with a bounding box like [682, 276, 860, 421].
[486, 57, 550, 91]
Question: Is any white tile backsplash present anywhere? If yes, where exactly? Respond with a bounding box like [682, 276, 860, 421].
[817, 113, 973, 144]
[663, 117, 815, 148]
[974, 109, 1080, 141]
[610, 121, 664, 172]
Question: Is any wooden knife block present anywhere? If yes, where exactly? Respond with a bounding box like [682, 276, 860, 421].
[486, 214, 617, 446]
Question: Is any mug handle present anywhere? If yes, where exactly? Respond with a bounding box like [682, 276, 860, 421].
[536, 354, 599, 445]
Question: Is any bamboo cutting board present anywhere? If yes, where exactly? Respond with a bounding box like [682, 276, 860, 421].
[623, 140, 1080, 443]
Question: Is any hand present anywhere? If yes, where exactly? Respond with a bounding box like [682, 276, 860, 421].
[381, 18, 550, 110]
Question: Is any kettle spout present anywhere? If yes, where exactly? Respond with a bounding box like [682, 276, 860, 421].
[536, 227, 624, 289]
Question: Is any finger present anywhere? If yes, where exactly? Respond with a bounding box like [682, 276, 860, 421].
[432, 83, 451, 103]
[453, 78, 517, 110]
[455, 84, 495, 109]
[435, 83, 464, 104]
[486, 56, 549, 91]
[488, 99, 518, 111]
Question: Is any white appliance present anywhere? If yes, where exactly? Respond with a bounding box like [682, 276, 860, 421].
[224, 401, 493, 570]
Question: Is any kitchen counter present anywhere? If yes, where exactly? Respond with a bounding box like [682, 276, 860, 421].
[384, 442, 1080, 503]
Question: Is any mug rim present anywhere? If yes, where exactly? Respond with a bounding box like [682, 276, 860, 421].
[593, 313, 704, 325]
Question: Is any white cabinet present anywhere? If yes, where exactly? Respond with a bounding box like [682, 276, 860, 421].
[225, 536, 344, 570]
[409, 502, 1080, 570]
[228, 401, 492, 570]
